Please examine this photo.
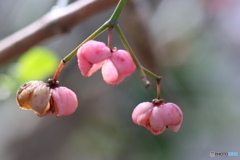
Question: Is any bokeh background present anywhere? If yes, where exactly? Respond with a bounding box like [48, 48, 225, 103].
[0, 0, 240, 160]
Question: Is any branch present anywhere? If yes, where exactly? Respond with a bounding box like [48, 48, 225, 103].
[0, 0, 119, 66]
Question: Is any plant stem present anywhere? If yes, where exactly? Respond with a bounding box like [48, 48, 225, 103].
[156, 78, 161, 99]
[63, 22, 109, 63]
[109, 0, 128, 22]
[114, 24, 150, 88]
[52, 60, 66, 81]
[141, 66, 161, 98]
[108, 26, 113, 48]
[141, 66, 161, 81]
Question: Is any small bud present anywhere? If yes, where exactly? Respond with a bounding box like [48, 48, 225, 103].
[16, 81, 51, 116]
[77, 40, 111, 77]
[132, 100, 183, 135]
[102, 50, 136, 86]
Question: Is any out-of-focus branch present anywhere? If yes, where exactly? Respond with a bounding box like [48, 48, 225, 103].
[0, 0, 119, 66]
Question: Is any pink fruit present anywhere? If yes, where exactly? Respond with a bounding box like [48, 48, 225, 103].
[76, 40, 136, 86]
[102, 50, 136, 86]
[51, 87, 78, 117]
[77, 40, 111, 77]
[132, 100, 183, 135]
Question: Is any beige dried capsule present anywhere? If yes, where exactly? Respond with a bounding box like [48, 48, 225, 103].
[16, 81, 51, 116]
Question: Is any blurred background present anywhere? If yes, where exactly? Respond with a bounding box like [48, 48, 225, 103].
[0, 0, 240, 160]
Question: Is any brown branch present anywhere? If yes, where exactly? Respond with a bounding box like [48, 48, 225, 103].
[0, 0, 119, 66]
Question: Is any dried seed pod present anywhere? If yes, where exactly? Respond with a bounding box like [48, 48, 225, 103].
[16, 81, 51, 116]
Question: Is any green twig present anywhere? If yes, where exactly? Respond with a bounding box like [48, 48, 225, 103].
[63, 23, 108, 63]
[141, 66, 161, 98]
[114, 24, 150, 88]
[63, 0, 129, 63]
[109, 0, 128, 22]
[141, 67, 161, 81]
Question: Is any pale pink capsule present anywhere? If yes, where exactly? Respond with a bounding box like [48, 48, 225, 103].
[101, 59, 119, 85]
[132, 100, 183, 135]
[102, 50, 136, 86]
[77, 40, 111, 77]
[110, 50, 136, 75]
[51, 87, 78, 117]
[150, 103, 183, 133]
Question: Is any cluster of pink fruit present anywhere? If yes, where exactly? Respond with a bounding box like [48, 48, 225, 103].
[77, 40, 136, 86]
[16, 40, 183, 135]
